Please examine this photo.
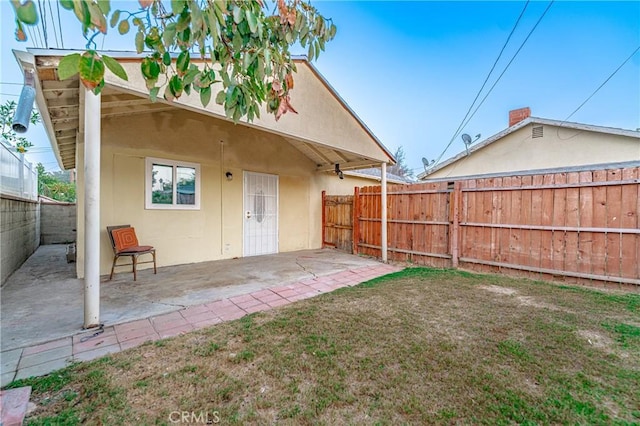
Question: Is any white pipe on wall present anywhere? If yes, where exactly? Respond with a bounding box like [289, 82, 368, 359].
[84, 89, 101, 329]
[381, 162, 388, 263]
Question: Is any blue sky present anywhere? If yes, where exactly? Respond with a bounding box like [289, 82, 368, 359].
[1, 1, 638, 174]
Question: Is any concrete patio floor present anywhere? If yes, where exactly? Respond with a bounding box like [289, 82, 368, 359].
[1, 245, 400, 386]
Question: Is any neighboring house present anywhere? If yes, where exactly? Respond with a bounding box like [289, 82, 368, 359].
[14, 49, 395, 282]
[419, 107, 640, 181]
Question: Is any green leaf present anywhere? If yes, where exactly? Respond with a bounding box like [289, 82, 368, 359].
[59, 0, 74, 10]
[232, 5, 243, 24]
[141, 58, 160, 79]
[135, 31, 144, 53]
[183, 66, 200, 85]
[242, 52, 252, 72]
[200, 86, 211, 107]
[169, 75, 184, 98]
[163, 23, 176, 48]
[215, 90, 225, 105]
[184, 84, 191, 96]
[16, 1, 38, 25]
[163, 52, 171, 66]
[176, 11, 190, 31]
[118, 19, 129, 35]
[149, 86, 160, 103]
[245, 9, 258, 33]
[57, 53, 81, 80]
[307, 42, 314, 61]
[97, 0, 110, 15]
[171, 0, 185, 15]
[87, 1, 107, 33]
[78, 51, 105, 90]
[176, 50, 190, 76]
[93, 79, 105, 96]
[109, 10, 120, 28]
[102, 55, 128, 81]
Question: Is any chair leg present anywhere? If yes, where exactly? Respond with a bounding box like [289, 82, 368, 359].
[133, 255, 138, 281]
[152, 250, 157, 275]
[110, 255, 118, 280]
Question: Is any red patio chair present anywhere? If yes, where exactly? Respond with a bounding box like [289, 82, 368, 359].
[107, 225, 156, 281]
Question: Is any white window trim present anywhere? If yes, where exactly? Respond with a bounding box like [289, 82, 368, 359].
[145, 157, 201, 210]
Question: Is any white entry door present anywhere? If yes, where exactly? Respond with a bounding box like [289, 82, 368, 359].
[243, 171, 279, 256]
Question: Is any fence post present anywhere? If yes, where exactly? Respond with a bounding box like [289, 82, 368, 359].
[450, 181, 461, 268]
[321, 190, 326, 248]
[352, 186, 360, 255]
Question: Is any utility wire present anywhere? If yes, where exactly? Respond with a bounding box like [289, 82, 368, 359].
[432, 0, 554, 167]
[563, 45, 640, 123]
[433, 0, 531, 166]
[457, 0, 555, 139]
[47, 0, 59, 48]
[56, 0, 64, 48]
[38, 0, 49, 49]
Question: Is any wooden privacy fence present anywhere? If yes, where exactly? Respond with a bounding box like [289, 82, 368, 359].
[321, 191, 355, 253]
[324, 166, 640, 291]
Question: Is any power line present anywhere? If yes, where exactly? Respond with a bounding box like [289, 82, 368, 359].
[432, 0, 555, 166]
[457, 1, 555, 137]
[38, 0, 49, 49]
[563, 45, 640, 123]
[47, 0, 60, 48]
[434, 0, 531, 166]
[56, 0, 64, 48]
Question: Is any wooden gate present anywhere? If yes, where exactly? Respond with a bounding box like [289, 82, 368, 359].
[321, 191, 354, 253]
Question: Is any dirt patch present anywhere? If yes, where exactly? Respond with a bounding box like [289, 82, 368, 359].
[516, 296, 567, 312]
[577, 329, 616, 351]
[479, 285, 518, 295]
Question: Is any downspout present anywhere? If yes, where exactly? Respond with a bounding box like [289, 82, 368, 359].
[84, 89, 101, 329]
[11, 69, 35, 134]
[381, 162, 388, 263]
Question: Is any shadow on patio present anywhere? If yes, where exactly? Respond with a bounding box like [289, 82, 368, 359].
[1, 245, 383, 352]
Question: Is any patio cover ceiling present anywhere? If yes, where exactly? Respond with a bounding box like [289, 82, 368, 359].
[14, 49, 394, 172]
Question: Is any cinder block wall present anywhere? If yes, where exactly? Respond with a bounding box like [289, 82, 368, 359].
[40, 203, 76, 244]
[1, 196, 40, 286]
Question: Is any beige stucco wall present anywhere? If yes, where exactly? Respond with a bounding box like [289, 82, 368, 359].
[427, 124, 640, 180]
[75, 108, 379, 277]
[106, 59, 391, 164]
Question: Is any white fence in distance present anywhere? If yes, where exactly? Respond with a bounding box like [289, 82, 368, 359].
[0, 143, 38, 201]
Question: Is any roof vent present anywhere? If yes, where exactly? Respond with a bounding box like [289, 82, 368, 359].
[532, 125, 543, 138]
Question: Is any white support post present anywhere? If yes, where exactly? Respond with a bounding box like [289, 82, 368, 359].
[84, 89, 101, 328]
[381, 162, 388, 263]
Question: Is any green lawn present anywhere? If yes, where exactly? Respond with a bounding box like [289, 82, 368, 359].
[7, 268, 640, 425]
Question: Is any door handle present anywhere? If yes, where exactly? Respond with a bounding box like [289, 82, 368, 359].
[245, 211, 252, 219]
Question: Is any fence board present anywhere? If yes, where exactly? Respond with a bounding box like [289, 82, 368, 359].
[551, 173, 567, 273]
[620, 168, 638, 280]
[564, 172, 581, 283]
[592, 170, 608, 279]
[606, 169, 623, 283]
[520, 175, 534, 271]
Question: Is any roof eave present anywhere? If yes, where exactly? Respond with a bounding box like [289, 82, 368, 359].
[13, 49, 66, 171]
